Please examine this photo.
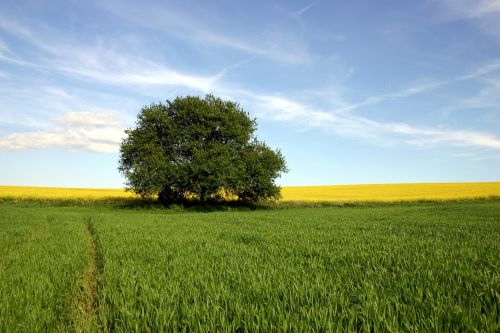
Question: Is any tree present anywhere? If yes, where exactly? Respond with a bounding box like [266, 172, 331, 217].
[119, 95, 287, 204]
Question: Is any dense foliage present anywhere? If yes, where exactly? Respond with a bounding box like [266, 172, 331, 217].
[119, 95, 287, 203]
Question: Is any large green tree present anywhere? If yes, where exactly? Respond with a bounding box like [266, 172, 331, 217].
[119, 95, 287, 204]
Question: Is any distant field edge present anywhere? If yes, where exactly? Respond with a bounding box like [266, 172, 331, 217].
[1, 195, 500, 210]
[0, 182, 499, 207]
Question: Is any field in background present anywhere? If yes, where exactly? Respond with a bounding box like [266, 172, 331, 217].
[1, 201, 499, 331]
[281, 182, 500, 202]
[0, 186, 136, 201]
[0, 182, 499, 203]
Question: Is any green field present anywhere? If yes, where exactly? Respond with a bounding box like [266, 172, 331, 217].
[1, 201, 499, 331]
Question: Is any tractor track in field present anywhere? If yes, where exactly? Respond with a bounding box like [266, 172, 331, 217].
[72, 217, 104, 332]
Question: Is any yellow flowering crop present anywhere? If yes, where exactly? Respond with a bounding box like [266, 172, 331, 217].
[0, 182, 499, 202]
[280, 182, 500, 202]
[0, 186, 136, 201]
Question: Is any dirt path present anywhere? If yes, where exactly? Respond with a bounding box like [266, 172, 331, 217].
[72, 217, 103, 332]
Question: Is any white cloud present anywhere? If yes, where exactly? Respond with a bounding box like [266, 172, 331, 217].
[56, 110, 123, 128]
[465, 0, 500, 17]
[51, 55, 219, 92]
[477, 0, 500, 15]
[294, 0, 322, 17]
[235, 89, 500, 150]
[216, 57, 500, 152]
[456, 79, 500, 110]
[245, 93, 313, 121]
[4, 93, 499, 154]
[0, 15, 221, 92]
[0, 110, 126, 153]
[436, 0, 500, 37]
[1, 7, 499, 155]
[382, 123, 500, 149]
[437, 0, 500, 18]
[337, 60, 500, 114]
[97, 0, 311, 65]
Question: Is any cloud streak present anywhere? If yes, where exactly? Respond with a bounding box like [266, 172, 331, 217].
[437, 0, 500, 37]
[1, 7, 499, 156]
[237, 90, 500, 150]
[0, 14, 221, 92]
[0, 111, 125, 153]
[336, 59, 500, 113]
[98, 0, 311, 65]
[294, 0, 322, 17]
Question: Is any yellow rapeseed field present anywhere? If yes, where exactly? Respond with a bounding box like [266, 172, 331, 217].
[0, 182, 499, 202]
[0, 186, 136, 200]
[281, 182, 500, 202]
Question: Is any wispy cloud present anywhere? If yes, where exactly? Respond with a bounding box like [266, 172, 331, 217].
[437, 0, 500, 18]
[337, 59, 500, 113]
[0, 111, 125, 153]
[98, 0, 311, 65]
[1, 5, 499, 156]
[199, 57, 500, 151]
[453, 78, 500, 110]
[56, 57, 220, 92]
[0, 81, 135, 128]
[456, 0, 500, 17]
[0, 15, 221, 92]
[234, 89, 500, 150]
[294, 0, 322, 17]
[385, 123, 500, 149]
[475, 0, 500, 16]
[437, 0, 500, 37]
[4, 82, 499, 154]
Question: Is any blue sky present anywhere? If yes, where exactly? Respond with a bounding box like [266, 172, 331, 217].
[1, 0, 500, 187]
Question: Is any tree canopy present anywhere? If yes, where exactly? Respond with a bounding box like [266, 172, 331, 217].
[119, 95, 287, 204]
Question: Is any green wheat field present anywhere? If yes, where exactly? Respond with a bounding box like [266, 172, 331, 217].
[1, 200, 499, 332]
